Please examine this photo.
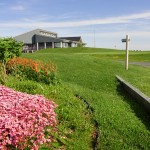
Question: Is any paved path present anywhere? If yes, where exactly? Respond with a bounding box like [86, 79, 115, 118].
[119, 61, 150, 67]
[128, 62, 150, 67]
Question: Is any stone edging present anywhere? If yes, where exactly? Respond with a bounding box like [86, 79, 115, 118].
[116, 75, 150, 113]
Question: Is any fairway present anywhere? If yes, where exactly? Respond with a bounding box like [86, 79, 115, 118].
[23, 47, 150, 149]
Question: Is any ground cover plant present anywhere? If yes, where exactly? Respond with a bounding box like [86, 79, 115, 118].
[22, 47, 150, 149]
[0, 85, 57, 150]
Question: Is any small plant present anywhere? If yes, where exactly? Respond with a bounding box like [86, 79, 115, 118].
[6, 57, 58, 84]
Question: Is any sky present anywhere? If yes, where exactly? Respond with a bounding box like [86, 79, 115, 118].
[0, 0, 150, 50]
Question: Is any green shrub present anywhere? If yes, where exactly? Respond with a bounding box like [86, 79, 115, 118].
[0, 37, 23, 64]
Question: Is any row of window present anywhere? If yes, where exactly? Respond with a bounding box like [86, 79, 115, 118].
[40, 31, 57, 38]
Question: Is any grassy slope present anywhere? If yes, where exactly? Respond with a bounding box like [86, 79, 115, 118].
[5, 77, 94, 150]
[23, 47, 150, 149]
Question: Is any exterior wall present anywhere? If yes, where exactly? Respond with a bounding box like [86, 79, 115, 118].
[55, 42, 61, 48]
[55, 42, 68, 48]
[63, 43, 68, 48]
[14, 31, 35, 44]
[55, 42, 63, 48]
[71, 42, 78, 47]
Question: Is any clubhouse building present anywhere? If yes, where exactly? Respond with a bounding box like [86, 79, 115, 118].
[14, 29, 84, 51]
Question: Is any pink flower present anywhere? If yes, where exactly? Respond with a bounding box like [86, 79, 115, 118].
[0, 85, 57, 149]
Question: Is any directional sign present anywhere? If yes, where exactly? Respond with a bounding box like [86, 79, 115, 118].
[122, 38, 130, 43]
[122, 39, 126, 42]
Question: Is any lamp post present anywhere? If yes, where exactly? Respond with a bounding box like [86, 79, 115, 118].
[94, 29, 95, 48]
[122, 35, 130, 70]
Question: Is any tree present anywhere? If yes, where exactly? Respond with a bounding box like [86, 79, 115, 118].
[0, 37, 23, 64]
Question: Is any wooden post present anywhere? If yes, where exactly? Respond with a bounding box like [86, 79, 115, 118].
[125, 35, 129, 70]
[52, 42, 54, 48]
[37, 42, 39, 51]
[60, 41, 63, 48]
[44, 42, 46, 49]
[94, 29, 95, 48]
[122, 35, 130, 70]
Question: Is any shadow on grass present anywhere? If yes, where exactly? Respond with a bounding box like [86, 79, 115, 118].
[75, 94, 100, 150]
[117, 84, 150, 131]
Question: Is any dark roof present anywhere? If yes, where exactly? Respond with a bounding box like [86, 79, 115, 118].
[59, 36, 82, 42]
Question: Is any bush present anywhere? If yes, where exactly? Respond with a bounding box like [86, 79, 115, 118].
[0, 37, 23, 64]
[6, 57, 58, 84]
[0, 85, 57, 149]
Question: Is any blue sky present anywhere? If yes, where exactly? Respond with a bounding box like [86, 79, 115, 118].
[1, 0, 150, 50]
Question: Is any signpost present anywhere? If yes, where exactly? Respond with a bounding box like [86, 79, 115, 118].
[122, 35, 130, 70]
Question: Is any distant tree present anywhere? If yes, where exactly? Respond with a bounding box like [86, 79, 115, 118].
[77, 42, 86, 47]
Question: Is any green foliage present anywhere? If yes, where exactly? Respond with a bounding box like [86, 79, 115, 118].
[6, 80, 40, 94]
[0, 37, 23, 64]
[0, 63, 7, 84]
[77, 43, 86, 47]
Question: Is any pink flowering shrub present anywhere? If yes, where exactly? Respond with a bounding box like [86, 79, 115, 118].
[0, 86, 57, 150]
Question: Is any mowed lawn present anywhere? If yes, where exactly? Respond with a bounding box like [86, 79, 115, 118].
[23, 47, 150, 150]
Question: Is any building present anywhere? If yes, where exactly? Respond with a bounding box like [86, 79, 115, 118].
[14, 29, 84, 51]
[59, 36, 85, 47]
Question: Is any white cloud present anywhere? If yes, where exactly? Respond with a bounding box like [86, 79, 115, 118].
[22, 15, 51, 22]
[1, 11, 150, 28]
[83, 31, 150, 38]
[11, 5, 25, 11]
[118, 11, 150, 20]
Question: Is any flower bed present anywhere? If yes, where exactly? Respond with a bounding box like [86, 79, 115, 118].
[6, 57, 57, 84]
[0, 86, 57, 150]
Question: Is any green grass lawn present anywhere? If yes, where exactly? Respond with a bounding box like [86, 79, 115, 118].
[92, 52, 150, 62]
[18, 47, 150, 149]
